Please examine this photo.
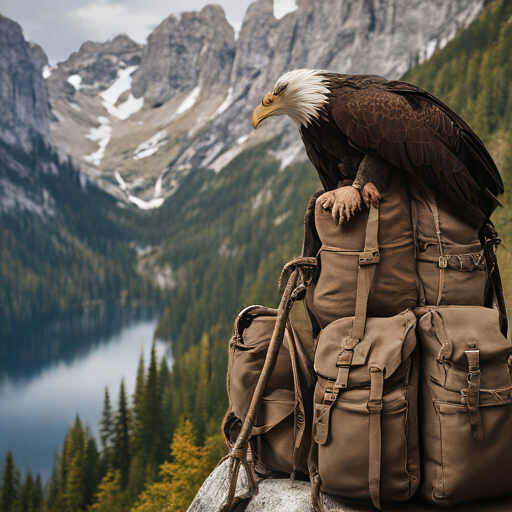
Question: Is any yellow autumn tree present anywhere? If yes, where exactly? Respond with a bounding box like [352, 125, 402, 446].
[131, 419, 225, 512]
[88, 468, 122, 512]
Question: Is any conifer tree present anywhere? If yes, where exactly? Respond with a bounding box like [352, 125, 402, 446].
[112, 379, 131, 489]
[87, 468, 122, 512]
[159, 357, 170, 400]
[131, 420, 226, 512]
[33, 475, 43, 512]
[99, 388, 114, 454]
[131, 353, 146, 455]
[83, 432, 100, 508]
[195, 333, 211, 443]
[1, 452, 17, 512]
[63, 416, 86, 512]
[44, 450, 63, 512]
[144, 344, 164, 475]
[16, 469, 34, 512]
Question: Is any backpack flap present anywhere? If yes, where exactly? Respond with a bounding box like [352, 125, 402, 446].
[314, 311, 417, 388]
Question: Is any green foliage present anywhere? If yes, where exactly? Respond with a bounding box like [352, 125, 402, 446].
[1, 452, 18, 512]
[99, 388, 114, 454]
[112, 380, 131, 489]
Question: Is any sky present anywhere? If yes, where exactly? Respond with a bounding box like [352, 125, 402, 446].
[0, 0, 255, 64]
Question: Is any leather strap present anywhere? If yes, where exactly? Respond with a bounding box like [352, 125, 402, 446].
[428, 193, 446, 306]
[465, 349, 483, 441]
[285, 320, 307, 475]
[351, 203, 380, 341]
[321, 204, 380, 403]
[368, 367, 384, 510]
[432, 312, 453, 363]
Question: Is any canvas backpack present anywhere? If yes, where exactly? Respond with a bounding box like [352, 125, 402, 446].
[223, 260, 317, 479]
[309, 203, 420, 510]
[306, 174, 418, 328]
[417, 305, 512, 505]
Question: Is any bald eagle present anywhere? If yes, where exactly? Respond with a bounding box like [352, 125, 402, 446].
[251, 69, 503, 225]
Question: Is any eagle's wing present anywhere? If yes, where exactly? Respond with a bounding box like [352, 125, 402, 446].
[331, 83, 503, 219]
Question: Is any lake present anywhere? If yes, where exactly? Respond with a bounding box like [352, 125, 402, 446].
[0, 305, 170, 482]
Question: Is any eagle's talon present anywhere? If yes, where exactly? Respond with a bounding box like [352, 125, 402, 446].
[362, 182, 381, 208]
[328, 185, 361, 223]
[317, 191, 335, 210]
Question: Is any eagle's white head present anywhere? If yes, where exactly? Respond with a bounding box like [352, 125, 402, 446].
[252, 69, 330, 129]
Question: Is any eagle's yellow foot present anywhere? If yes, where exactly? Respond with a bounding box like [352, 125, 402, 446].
[317, 186, 361, 224]
[362, 182, 381, 208]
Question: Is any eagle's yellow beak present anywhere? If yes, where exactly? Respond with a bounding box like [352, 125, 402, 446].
[251, 92, 283, 129]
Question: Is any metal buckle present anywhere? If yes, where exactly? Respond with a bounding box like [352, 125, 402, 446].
[336, 349, 353, 368]
[367, 399, 383, 412]
[359, 250, 380, 266]
[323, 387, 338, 405]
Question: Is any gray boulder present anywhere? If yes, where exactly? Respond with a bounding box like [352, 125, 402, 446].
[189, 459, 512, 511]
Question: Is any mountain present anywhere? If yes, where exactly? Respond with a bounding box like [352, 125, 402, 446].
[41, 0, 485, 207]
[0, 15, 162, 331]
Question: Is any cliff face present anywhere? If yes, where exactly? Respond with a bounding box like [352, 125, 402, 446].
[2, 0, 485, 208]
[0, 15, 51, 152]
[131, 5, 236, 108]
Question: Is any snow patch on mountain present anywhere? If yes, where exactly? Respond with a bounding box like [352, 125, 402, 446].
[99, 66, 144, 120]
[43, 65, 56, 79]
[419, 40, 438, 64]
[212, 87, 234, 117]
[104, 93, 144, 120]
[174, 86, 201, 118]
[270, 143, 304, 170]
[67, 74, 82, 90]
[100, 66, 138, 104]
[114, 170, 128, 190]
[133, 130, 168, 160]
[84, 116, 112, 166]
[273, 0, 298, 19]
[128, 195, 165, 210]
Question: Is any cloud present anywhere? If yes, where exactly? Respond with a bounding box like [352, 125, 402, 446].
[67, 0, 162, 44]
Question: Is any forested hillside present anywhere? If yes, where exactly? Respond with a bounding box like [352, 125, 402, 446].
[0, 139, 164, 334]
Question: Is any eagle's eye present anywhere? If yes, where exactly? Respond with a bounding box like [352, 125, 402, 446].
[262, 92, 274, 106]
[273, 84, 287, 96]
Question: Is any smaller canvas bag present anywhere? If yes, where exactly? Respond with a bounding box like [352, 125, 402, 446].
[224, 302, 314, 477]
[417, 306, 512, 506]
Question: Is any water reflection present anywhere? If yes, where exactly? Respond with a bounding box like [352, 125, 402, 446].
[0, 305, 160, 383]
[0, 306, 169, 481]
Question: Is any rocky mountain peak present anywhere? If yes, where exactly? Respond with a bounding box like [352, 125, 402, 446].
[15, 0, 485, 210]
[49, 34, 143, 91]
[131, 5, 236, 107]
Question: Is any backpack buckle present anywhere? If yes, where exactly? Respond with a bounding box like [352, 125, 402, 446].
[367, 399, 383, 412]
[359, 250, 380, 265]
